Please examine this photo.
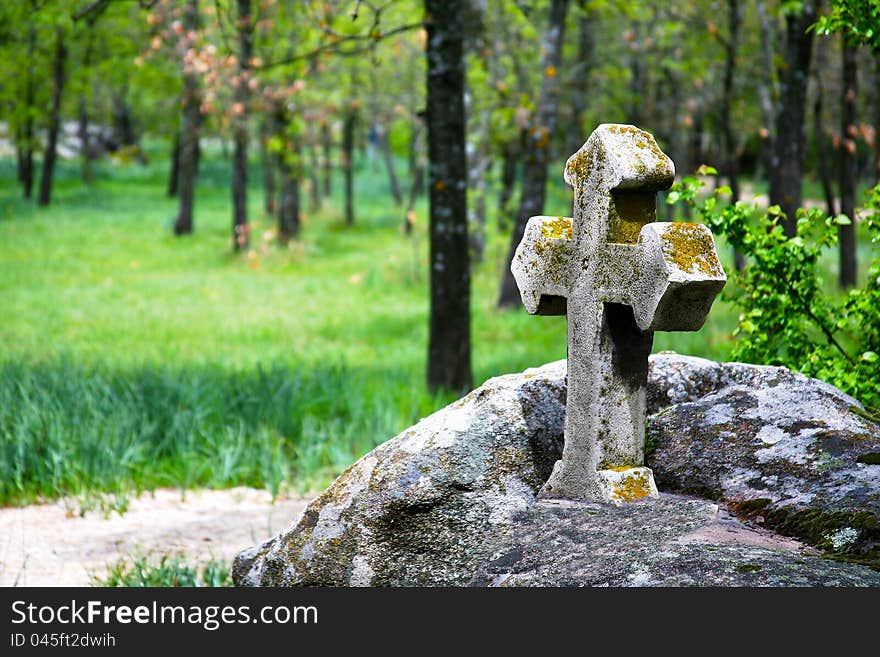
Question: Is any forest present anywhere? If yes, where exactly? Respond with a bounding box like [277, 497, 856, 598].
[0, 0, 879, 522]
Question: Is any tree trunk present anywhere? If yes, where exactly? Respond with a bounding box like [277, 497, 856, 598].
[231, 0, 253, 251]
[425, 0, 472, 393]
[875, 57, 880, 186]
[20, 25, 36, 199]
[498, 0, 571, 308]
[768, 1, 816, 236]
[321, 120, 332, 197]
[378, 124, 403, 205]
[342, 105, 357, 226]
[112, 87, 138, 149]
[404, 114, 426, 234]
[259, 119, 276, 214]
[839, 41, 858, 288]
[566, 4, 594, 156]
[167, 133, 180, 197]
[173, 0, 201, 236]
[308, 138, 321, 212]
[813, 39, 837, 218]
[754, 0, 778, 179]
[276, 109, 300, 244]
[628, 21, 646, 127]
[497, 132, 521, 227]
[78, 26, 96, 186]
[721, 0, 744, 270]
[465, 86, 490, 263]
[37, 28, 67, 207]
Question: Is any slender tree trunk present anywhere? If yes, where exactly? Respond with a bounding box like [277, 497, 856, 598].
[167, 133, 180, 197]
[378, 123, 403, 205]
[15, 127, 25, 183]
[21, 25, 36, 199]
[497, 132, 521, 227]
[112, 87, 137, 148]
[498, 0, 571, 308]
[308, 139, 321, 212]
[839, 41, 858, 288]
[78, 25, 96, 185]
[277, 151, 301, 244]
[173, 0, 202, 235]
[259, 119, 276, 214]
[78, 97, 93, 184]
[755, 0, 777, 179]
[38, 28, 67, 207]
[321, 120, 332, 197]
[628, 21, 645, 127]
[404, 115, 426, 234]
[721, 0, 744, 270]
[566, 4, 595, 157]
[813, 40, 837, 218]
[231, 0, 253, 251]
[425, 0, 472, 393]
[342, 105, 357, 226]
[874, 57, 880, 186]
[768, 1, 816, 236]
[465, 86, 490, 263]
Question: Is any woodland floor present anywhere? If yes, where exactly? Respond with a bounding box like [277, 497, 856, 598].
[0, 488, 309, 586]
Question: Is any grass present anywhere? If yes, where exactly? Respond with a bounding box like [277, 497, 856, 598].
[92, 552, 231, 587]
[1, 141, 871, 508]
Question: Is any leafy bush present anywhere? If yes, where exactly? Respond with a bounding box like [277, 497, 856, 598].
[668, 172, 880, 410]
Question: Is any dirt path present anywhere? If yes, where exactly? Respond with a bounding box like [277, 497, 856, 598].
[0, 487, 309, 587]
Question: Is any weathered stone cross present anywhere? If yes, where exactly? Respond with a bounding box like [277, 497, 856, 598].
[512, 124, 726, 503]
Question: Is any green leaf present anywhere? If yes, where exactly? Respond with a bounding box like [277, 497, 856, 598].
[861, 351, 879, 363]
[835, 214, 852, 226]
[715, 185, 732, 197]
[666, 191, 680, 205]
[695, 164, 717, 176]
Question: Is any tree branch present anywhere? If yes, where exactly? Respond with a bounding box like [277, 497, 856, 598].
[256, 20, 423, 70]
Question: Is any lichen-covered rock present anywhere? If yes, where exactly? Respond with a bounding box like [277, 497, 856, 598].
[233, 360, 567, 586]
[234, 353, 880, 586]
[470, 495, 880, 587]
[647, 361, 880, 566]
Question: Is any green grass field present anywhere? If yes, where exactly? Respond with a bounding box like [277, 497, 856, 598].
[1, 142, 871, 508]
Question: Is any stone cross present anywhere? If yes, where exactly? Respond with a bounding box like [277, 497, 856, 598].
[512, 124, 726, 503]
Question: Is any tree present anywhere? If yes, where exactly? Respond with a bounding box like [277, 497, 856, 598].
[173, 0, 202, 236]
[768, 0, 816, 237]
[838, 39, 858, 287]
[425, 0, 472, 393]
[231, 0, 253, 251]
[717, 0, 743, 270]
[37, 26, 68, 207]
[497, 0, 571, 308]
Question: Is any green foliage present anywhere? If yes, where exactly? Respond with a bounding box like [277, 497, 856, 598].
[93, 553, 231, 587]
[669, 176, 880, 408]
[814, 0, 880, 51]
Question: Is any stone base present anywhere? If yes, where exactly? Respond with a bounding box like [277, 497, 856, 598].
[538, 460, 659, 504]
[595, 466, 659, 505]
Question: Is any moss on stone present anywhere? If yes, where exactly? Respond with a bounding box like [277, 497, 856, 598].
[540, 216, 573, 239]
[661, 223, 723, 276]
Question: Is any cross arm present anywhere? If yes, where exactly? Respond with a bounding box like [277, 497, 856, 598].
[596, 222, 726, 331]
[511, 215, 575, 315]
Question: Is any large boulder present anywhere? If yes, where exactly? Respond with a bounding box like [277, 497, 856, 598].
[234, 354, 880, 586]
[471, 495, 880, 587]
[234, 360, 567, 586]
[646, 355, 880, 566]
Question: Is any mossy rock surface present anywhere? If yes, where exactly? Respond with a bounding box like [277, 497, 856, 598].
[647, 354, 880, 568]
[234, 354, 880, 586]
